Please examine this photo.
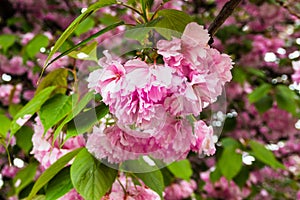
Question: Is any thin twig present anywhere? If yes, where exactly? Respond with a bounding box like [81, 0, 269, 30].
[276, 0, 300, 19]
[208, 0, 242, 44]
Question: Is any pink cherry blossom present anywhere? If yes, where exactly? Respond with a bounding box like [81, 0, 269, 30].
[164, 179, 197, 200]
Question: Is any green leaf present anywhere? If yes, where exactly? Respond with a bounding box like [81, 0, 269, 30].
[0, 114, 11, 137]
[25, 35, 49, 58]
[9, 104, 23, 118]
[66, 104, 109, 138]
[210, 166, 222, 183]
[249, 140, 285, 169]
[71, 148, 117, 200]
[10, 86, 56, 134]
[39, 94, 72, 133]
[167, 159, 192, 181]
[122, 158, 164, 198]
[47, 21, 124, 66]
[74, 17, 95, 36]
[221, 137, 240, 148]
[248, 84, 272, 103]
[246, 68, 266, 78]
[68, 41, 98, 61]
[43, 0, 117, 68]
[233, 167, 249, 188]
[27, 148, 83, 200]
[45, 167, 73, 200]
[35, 68, 68, 95]
[275, 85, 297, 115]
[0, 34, 16, 52]
[53, 91, 94, 141]
[15, 126, 33, 154]
[254, 95, 273, 113]
[218, 146, 242, 180]
[154, 9, 192, 39]
[232, 67, 247, 84]
[13, 162, 38, 194]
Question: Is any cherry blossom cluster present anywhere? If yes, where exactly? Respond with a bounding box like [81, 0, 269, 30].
[87, 22, 233, 164]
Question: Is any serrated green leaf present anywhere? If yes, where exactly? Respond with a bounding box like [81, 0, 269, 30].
[74, 17, 95, 36]
[44, 0, 117, 69]
[10, 86, 56, 134]
[275, 85, 297, 115]
[249, 140, 285, 169]
[15, 126, 33, 154]
[27, 148, 83, 200]
[53, 91, 94, 142]
[66, 104, 109, 139]
[122, 158, 164, 198]
[0, 114, 11, 137]
[71, 148, 117, 200]
[47, 21, 124, 66]
[154, 9, 192, 39]
[36, 68, 68, 95]
[0, 34, 16, 52]
[248, 84, 272, 103]
[13, 162, 38, 194]
[39, 94, 72, 134]
[25, 35, 49, 58]
[218, 146, 242, 180]
[45, 167, 73, 200]
[167, 159, 192, 181]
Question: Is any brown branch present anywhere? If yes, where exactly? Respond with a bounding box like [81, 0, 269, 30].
[208, 0, 242, 44]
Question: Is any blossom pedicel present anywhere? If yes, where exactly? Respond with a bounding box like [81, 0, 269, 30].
[87, 22, 233, 164]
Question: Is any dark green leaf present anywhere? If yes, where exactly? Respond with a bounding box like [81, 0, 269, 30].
[13, 162, 38, 194]
[218, 146, 242, 180]
[39, 94, 72, 133]
[66, 104, 109, 138]
[9, 104, 23, 118]
[221, 137, 240, 148]
[275, 85, 297, 115]
[27, 148, 83, 199]
[25, 35, 49, 58]
[71, 148, 117, 200]
[167, 159, 192, 181]
[249, 140, 285, 169]
[0, 34, 16, 52]
[209, 166, 222, 183]
[11, 86, 56, 134]
[232, 67, 247, 84]
[15, 126, 34, 154]
[233, 167, 249, 188]
[254, 95, 273, 113]
[248, 84, 272, 103]
[35, 68, 68, 95]
[45, 167, 73, 200]
[154, 9, 192, 39]
[43, 0, 117, 68]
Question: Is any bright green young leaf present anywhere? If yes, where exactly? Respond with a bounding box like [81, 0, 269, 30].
[0, 114, 11, 137]
[0, 34, 16, 52]
[39, 94, 72, 134]
[68, 41, 97, 61]
[47, 21, 124, 66]
[35, 68, 68, 95]
[248, 84, 272, 103]
[45, 167, 73, 200]
[15, 126, 34, 154]
[66, 104, 109, 139]
[11, 86, 56, 134]
[9, 104, 23, 118]
[249, 140, 285, 169]
[74, 17, 95, 36]
[218, 146, 242, 180]
[275, 85, 297, 115]
[25, 34, 49, 58]
[167, 159, 192, 181]
[27, 148, 83, 200]
[44, 0, 117, 68]
[53, 91, 94, 141]
[13, 162, 38, 194]
[154, 9, 192, 39]
[71, 148, 117, 200]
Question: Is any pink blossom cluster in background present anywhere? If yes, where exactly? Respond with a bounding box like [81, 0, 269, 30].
[87, 22, 233, 163]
